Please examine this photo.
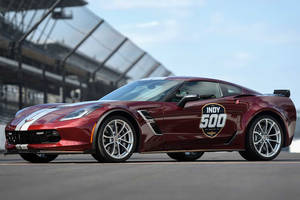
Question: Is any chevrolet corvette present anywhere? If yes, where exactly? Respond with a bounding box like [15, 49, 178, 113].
[5, 77, 297, 162]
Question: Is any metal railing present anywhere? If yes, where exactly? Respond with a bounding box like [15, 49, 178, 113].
[0, 0, 174, 109]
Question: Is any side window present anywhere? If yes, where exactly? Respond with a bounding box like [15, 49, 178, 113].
[170, 81, 222, 102]
[220, 83, 242, 97]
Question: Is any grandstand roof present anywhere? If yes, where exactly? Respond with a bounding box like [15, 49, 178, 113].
[0, 0, 87, 11]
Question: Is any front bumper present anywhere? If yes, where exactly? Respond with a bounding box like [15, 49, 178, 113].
[6, 130, 61, 145]
[4, 149, 93, 155]
[5, 116, 99, 154]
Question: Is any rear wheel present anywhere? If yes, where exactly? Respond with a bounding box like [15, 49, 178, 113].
[167, 152, 204, 161]
[19, 153, 58, 163]
[239, 115, 283, 161]
[93, 115, 137, 163]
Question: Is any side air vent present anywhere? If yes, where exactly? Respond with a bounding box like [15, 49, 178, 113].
[139, 110, 153, 120]
[150, 123, 162, 135]
[137, 110, 163, 135]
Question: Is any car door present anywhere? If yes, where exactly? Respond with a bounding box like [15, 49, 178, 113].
[162, 81, 247, 151]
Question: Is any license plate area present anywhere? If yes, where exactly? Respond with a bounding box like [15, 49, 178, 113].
[15, 144, 28, 150]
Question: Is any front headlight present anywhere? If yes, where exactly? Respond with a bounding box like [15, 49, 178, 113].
[60, 105, 103, 121]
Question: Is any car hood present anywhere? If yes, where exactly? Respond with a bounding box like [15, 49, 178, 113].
[9, 100, 113, 128]
[8, 100, 164, 130]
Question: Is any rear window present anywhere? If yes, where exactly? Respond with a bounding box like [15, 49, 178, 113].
[220, 84, 242, 97]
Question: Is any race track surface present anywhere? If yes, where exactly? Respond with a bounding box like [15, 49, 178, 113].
[0, 152, 300, 200]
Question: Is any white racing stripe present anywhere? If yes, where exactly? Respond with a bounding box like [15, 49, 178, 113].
[58, 101, 100, 107]
[15, 108, 58, 131]
[15, 109, 48, 131]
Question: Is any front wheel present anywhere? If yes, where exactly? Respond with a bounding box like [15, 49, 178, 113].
[93, 115, 137, 163]
[167, 152, 204, 161]
[19, 153, 58, 163]
[239, 115, 283, 161]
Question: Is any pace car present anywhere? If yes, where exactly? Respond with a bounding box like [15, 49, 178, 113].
[5, 77, 297, 162]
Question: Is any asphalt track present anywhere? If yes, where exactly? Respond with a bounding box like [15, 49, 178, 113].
[0, 152, 300, 200]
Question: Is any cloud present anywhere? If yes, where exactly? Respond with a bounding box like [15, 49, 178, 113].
[86, 0, 202, 46]
[136, 21, 160, 28]
[223, 52, 254, 69]
[204, 13, 300, 45]
[235, 52, 252, 61]
[95, 0, 205, 10]
[210, 12, 225, 24]
[120, 20, 182, 46]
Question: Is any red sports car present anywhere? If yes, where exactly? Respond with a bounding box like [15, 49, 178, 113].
[5, 77, 297, 163]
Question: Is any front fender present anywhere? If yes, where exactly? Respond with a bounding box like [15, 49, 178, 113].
[91, 108, 141, 152]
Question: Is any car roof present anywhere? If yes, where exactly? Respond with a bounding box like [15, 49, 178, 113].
[165, 76, 241, 86]
[142, 76, 226, 82]
[164, 76, 260, 95]
[142, 76, 241, 85]
[166, 76, 223, 82]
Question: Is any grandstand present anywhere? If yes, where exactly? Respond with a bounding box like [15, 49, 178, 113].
[0, 0, 174, 124]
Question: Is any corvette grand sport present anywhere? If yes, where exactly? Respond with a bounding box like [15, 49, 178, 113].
[5, 77, 297, 163]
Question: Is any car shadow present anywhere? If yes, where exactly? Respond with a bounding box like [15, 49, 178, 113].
[45, 158, 300, 164]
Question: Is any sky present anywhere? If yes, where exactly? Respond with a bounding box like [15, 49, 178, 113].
[86, 0, 300, 109]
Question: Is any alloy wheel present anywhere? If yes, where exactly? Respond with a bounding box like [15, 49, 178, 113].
[101, 119, 134, 159]
[252, 118, 282, 158]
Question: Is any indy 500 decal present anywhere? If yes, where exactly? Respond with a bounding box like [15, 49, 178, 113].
[200, 103, 227, 138]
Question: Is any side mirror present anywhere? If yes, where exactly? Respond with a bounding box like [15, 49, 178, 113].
[177, 94, 200, 108]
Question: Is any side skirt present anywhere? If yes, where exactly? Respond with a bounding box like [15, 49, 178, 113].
[141, 149, 244, 154]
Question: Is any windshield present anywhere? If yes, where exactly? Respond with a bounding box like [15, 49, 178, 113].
[100, 79, 183, 101]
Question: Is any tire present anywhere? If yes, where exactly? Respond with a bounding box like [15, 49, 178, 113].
[19, 153, 58, 163]
[93, 115, 137, 163]
[91, 153, 106, 162]
[239, 115, 284, 161]
[167, 152, 204, 161]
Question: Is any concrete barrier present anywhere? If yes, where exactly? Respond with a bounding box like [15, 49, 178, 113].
[0, 124, 5, 151]
[290, 139, 300, 153]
